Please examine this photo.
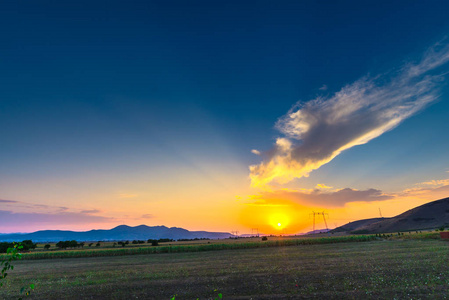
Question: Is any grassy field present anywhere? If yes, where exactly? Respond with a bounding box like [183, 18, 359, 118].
[1, 234, 449, 299]
[1, 235, 377, 260]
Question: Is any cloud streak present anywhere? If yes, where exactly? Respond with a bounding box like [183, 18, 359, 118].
[250, 42, 449, 188]
[0, 199, 17, 203]
[0, 210, 114, 225]
[250, 187, 392, 208]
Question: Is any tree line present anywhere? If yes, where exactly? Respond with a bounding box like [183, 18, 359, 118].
[0, 240, 37, 253]
[1, 238, 180, 253]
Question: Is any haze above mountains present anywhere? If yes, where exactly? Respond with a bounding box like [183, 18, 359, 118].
[1, 197, 448, 242]
[0, 225, 233, 242]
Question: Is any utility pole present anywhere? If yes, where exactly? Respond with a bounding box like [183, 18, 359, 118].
[379, 207, 383, 218]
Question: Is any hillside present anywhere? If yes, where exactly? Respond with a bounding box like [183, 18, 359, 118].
[0, 225, 233, 242]
[333, 197, 449, 234]
[331, 218, 385, 233]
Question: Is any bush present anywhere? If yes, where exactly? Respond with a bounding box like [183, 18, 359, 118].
[262, 236, 268, 241]
[151, 240, 159, 246]
[44, 244, 51, 250]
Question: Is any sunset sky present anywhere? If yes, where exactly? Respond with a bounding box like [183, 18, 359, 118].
[2, 1, 449, 234]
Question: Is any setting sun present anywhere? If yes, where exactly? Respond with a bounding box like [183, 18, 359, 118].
[269, 213, 290, 230]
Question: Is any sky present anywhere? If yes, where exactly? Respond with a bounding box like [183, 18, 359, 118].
[1, 1, 449, 234]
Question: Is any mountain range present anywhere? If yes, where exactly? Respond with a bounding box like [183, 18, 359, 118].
[0, 225, 233, 242]
[333, 197, 449, 234]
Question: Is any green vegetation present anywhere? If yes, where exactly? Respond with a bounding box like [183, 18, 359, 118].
[0, 241, 36, 253]
[0, 235, 377, 260]
[2, 238, 449, 299]
[1, 243, 35, 299]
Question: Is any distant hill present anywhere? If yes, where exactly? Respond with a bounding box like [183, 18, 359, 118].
[0, 225, 234, 242]
[332, 197, 449, 234]
[303, 229, 332, 235]
[331, 218, 385, 233]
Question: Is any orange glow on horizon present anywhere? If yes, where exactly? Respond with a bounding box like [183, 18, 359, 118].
[239, 199, 311, 234]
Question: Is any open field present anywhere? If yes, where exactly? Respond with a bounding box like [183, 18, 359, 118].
[2, 235, 449, 299]
[1, 235, 377, 260]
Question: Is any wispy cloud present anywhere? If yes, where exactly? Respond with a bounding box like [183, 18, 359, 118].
[0, 199, 108, 225]
[250, 42, 449, 188]
[0, 210, 114, 225]
[249, 188, 392, 208]
[420, 179, 449, 186]
[141, 214, 154, 219]
[251, 149, 261, 155]
[0, 199, 17, 203]
[315, 183, 332, 189]
[401, 177, 449, 197]
[80, 209, 101, 214]
[319, 84, 328, 91]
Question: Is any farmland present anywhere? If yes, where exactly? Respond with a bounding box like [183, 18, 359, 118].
[1, 233, 449, 299]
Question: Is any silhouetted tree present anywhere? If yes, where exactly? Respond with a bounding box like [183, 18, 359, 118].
[69, 240, 78, 248]
[21, 240, 37, 250]
[55, 241, 65, 249]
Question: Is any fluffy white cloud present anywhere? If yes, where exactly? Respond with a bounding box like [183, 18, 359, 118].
[250, 42, 449, 188]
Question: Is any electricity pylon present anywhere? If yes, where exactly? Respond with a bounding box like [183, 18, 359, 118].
[251, 228, 259, 237]
[310, 211, 329, 231]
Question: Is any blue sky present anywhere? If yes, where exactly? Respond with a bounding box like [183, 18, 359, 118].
[1, 1, 449, 233]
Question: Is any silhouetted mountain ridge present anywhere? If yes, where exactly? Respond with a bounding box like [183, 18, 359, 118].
[0, 225, 233, 242]
[332, 197, 449, 234]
